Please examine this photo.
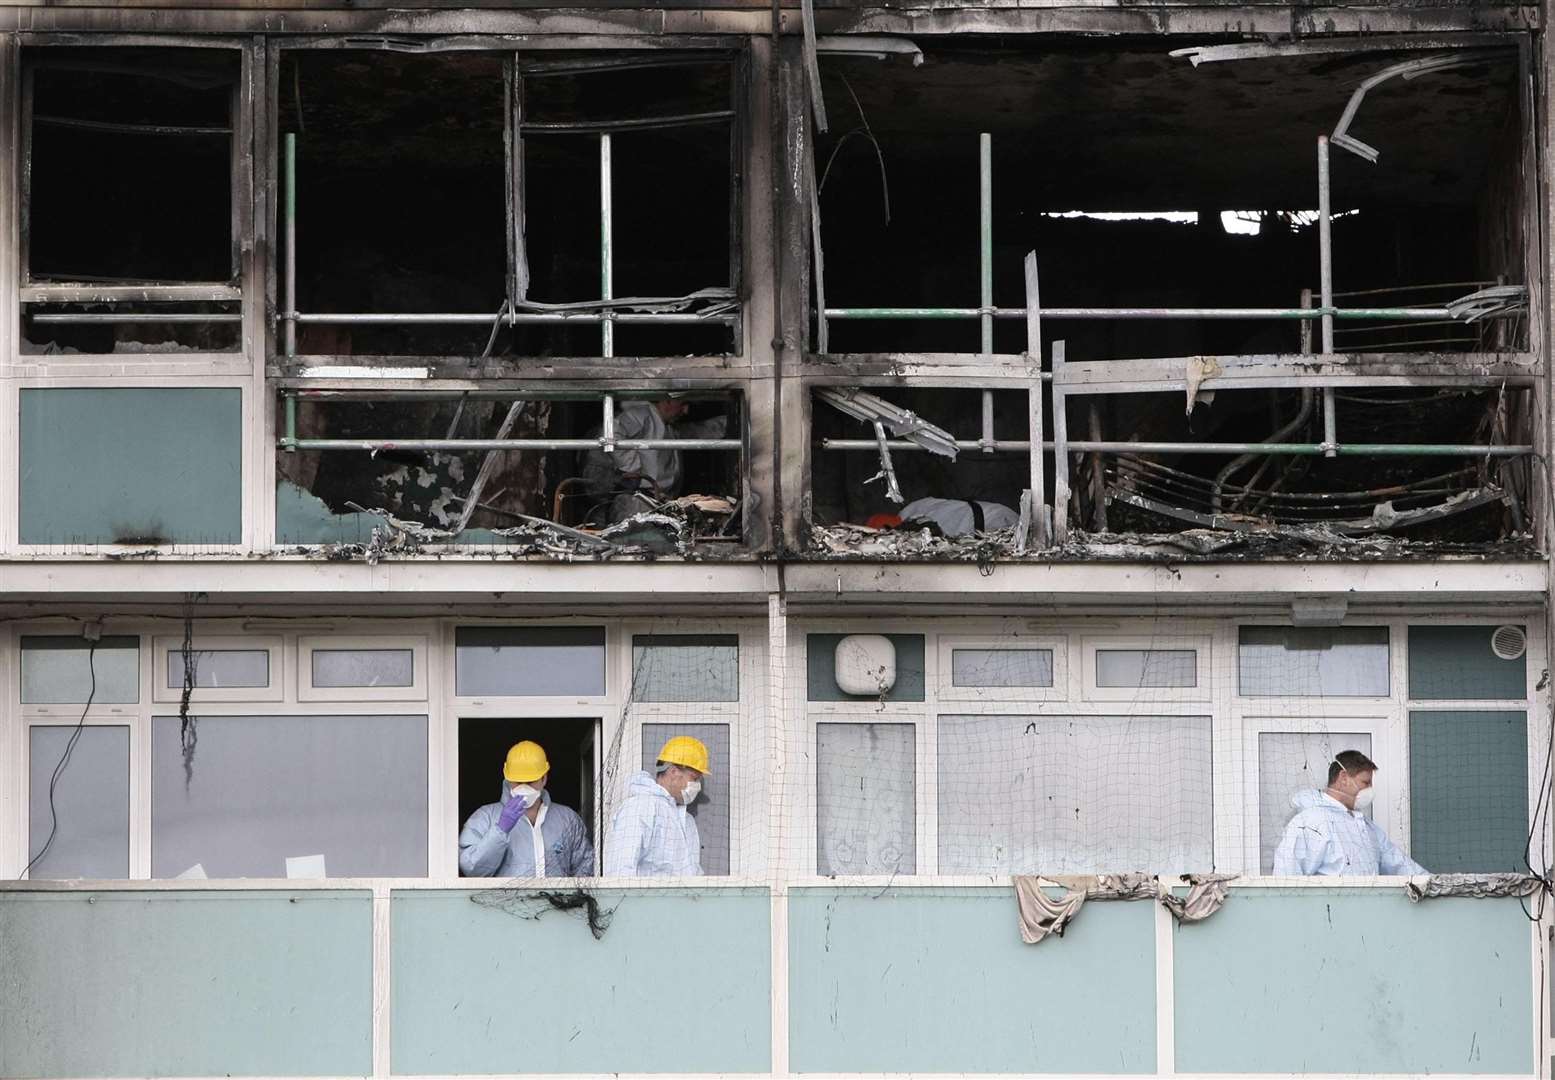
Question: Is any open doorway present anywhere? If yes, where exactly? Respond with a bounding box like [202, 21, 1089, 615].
[457, 717, 600, 860]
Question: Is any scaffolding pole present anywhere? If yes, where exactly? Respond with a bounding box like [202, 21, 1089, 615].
[601, 133, 614, 359]
[980, 132, 993, 356]
[285, 132, 297, 358]
[1318, 134, 1338, 457]
[820, 439, 1533, 456]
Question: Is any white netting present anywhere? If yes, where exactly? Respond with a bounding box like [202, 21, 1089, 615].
[596, 613, 1543, 882]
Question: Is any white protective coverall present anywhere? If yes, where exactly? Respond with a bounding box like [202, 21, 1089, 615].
[899, 497, 1019, 538]
[1271, 788, 1426, 876]
[581, 402, 728, 503]
[603, 769, 703, 876]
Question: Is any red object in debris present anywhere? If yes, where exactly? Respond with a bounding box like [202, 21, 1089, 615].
[866, 513, 904, 530]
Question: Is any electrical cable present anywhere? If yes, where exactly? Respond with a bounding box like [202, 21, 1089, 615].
[21, 639, 97, 878]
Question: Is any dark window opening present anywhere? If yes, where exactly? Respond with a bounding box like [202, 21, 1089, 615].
[814, 40, 1527, 359]
[456, 716, 599, 869]
[276, 390, 745, 548]
[21, 47, 240, 354]
[811, 387, 1030, 532]
[1083, 386, 1530, 543]
[278, 50, 738, 358]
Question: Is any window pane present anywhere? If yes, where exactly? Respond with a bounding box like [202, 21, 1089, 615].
[1238, 627, 1389, 697]
[21, 636, 139, 704]
[950, 648, 1053, 688]
[1410, 710, 1528, 873]
[1408, 626, 1527, 700]
[1257, 731, 1372, 874]
[936, 714, 1213, 874]
[455, 627, 606, 697]
[806, 634, 926, 702]
[151, 714, 428, 877]
[311, 649, 415, 688]
[167, 649, 270, 689]
[639, 723, 730, 875]
[28, 725, 129, 879]
[631, 635, 739, 702]
[1096, 649, 1196, 689]
[817, 723, 915, 875]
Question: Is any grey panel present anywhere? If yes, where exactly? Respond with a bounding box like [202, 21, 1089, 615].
[1410, 710, 1528, 873]
[28, 725, 130, 879]
[817, 723, 916, 875]
[1408, 626, 1527, 701]
[20, 387, 242, 545]
[151, 714, 428, 877]
[1238, 626, 1390, 697]
[311, 648, 415, 688]
[937, 714, 1213, 874]
[950, 648, 1053, 688]
[640, 723, 730, 875]
[806, 633, 926, 702]
[631, 634, 739, 702]
[168, 648, 269, 689]
[455, 626, 606, 697]
[1096, 648, 1197, 689]
[21, 635, 140, 704]
[1257, 731, 1372, 874]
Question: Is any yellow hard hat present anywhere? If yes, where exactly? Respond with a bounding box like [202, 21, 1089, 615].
[502, 741, 550, 783]
[656, 735, 711, 775]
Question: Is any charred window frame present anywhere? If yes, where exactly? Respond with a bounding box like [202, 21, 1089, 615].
[786, 35, 1542, 552]
[16, 39, 254, 358]
[270, 39, 745, 362]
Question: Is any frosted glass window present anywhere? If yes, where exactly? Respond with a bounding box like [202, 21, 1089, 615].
[817, 723, 915, 875]
[21, 636, 139, 704]
[1096, 649, 1197, 689]
[167, 649, 269, 689]
[631, 635, 739, 702]
[456, 627, 605, 696]
[951, 649, 1053, 688]
[937, 714, 1213, 874]
[1257, 731, 1372, 874]
[151, 713, 428, 877]
[640, 723, 730, 874]
[28, 725, 129, 879]
[311, 649, 414, 688]
[1238, 627, 1389, 697]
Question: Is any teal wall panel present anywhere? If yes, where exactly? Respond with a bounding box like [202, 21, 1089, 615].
[391, 887, 770, 1074]
[1411, 709, 1529, 872]
[1175, 889, 1530, 1073]
[0, 890, 373, 1077]
[789, 887, 1155, 1073]
[20, 388, 241, 544]
[1408, 626, 1527, 700]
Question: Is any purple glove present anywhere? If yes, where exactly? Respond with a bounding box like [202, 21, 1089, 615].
[498, 796, 527, 832]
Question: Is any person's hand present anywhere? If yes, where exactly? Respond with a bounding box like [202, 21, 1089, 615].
[498, 797, 527, 832]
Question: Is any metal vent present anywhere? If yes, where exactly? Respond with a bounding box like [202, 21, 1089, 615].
[1491, 625, 1527, 661]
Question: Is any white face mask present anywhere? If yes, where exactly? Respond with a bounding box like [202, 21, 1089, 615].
[510, 784, 542, 809]
[1352, 787, 1376, 812]
[679, 779, 702, 806]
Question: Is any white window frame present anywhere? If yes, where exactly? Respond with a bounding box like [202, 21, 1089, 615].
[808, 712, 927, 879]
[19, 715, 140, 880]
[449, 621, 613, 706]
[1233, 621, 1394, 702]
[1081, 633, 1212, 702]
[1239, 712, 1398, 876]
[935, 634, 1067, 702]
[298, 634, 428, 702]
[153, 634, 283, 703]
[17, 633, 143, 715]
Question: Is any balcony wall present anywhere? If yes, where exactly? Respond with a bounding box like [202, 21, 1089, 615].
[0, 884, 1537, 1077]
